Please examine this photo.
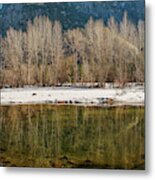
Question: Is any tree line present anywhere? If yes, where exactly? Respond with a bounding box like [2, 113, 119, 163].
[0, 12, 144, 88]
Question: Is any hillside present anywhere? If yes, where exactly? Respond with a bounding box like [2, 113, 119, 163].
[0, 1, 145, 88]
[0, 1, 145, 36]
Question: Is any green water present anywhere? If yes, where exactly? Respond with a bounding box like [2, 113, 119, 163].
[0, 105, 144, 169]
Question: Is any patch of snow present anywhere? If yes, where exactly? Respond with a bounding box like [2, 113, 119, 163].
[0, 85, 144, 106]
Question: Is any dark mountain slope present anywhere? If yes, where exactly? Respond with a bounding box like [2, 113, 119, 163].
[0, 1, 145, 36]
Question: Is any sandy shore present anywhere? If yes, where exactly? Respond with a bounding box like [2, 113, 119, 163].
[0, 85, 144, 106]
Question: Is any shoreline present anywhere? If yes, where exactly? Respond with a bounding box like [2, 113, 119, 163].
[0, 85, 144, 107]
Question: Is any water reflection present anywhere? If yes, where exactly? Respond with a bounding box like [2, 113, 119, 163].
[0, 105, 144, 169]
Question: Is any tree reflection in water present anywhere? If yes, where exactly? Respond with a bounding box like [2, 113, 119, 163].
[0, 105, 144, 169]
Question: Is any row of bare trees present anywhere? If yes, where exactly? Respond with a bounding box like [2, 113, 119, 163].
[0, 12, 144, 88]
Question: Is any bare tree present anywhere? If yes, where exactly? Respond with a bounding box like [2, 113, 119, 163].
[1, 14, 144, 88]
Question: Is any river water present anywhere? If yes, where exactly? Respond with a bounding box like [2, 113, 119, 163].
[0, 105, 144, 169]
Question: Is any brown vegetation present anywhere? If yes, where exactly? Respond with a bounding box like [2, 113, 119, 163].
[0, 12, 144, 88]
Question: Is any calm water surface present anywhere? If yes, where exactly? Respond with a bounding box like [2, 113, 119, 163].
[0, 105, 144, 169]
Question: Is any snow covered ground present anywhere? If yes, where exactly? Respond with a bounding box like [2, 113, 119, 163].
[0, 85, 144, 106]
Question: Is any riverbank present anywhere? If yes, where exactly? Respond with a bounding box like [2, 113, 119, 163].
[0, 84, 144, 106]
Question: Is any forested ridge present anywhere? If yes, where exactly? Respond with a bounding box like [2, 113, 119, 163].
[0, 11, 144, 88]
[0, 1, 144, 88]
[0, 1, 144, 35]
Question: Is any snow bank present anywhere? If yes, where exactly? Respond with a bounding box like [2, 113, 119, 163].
[0, 86, 144, 106]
